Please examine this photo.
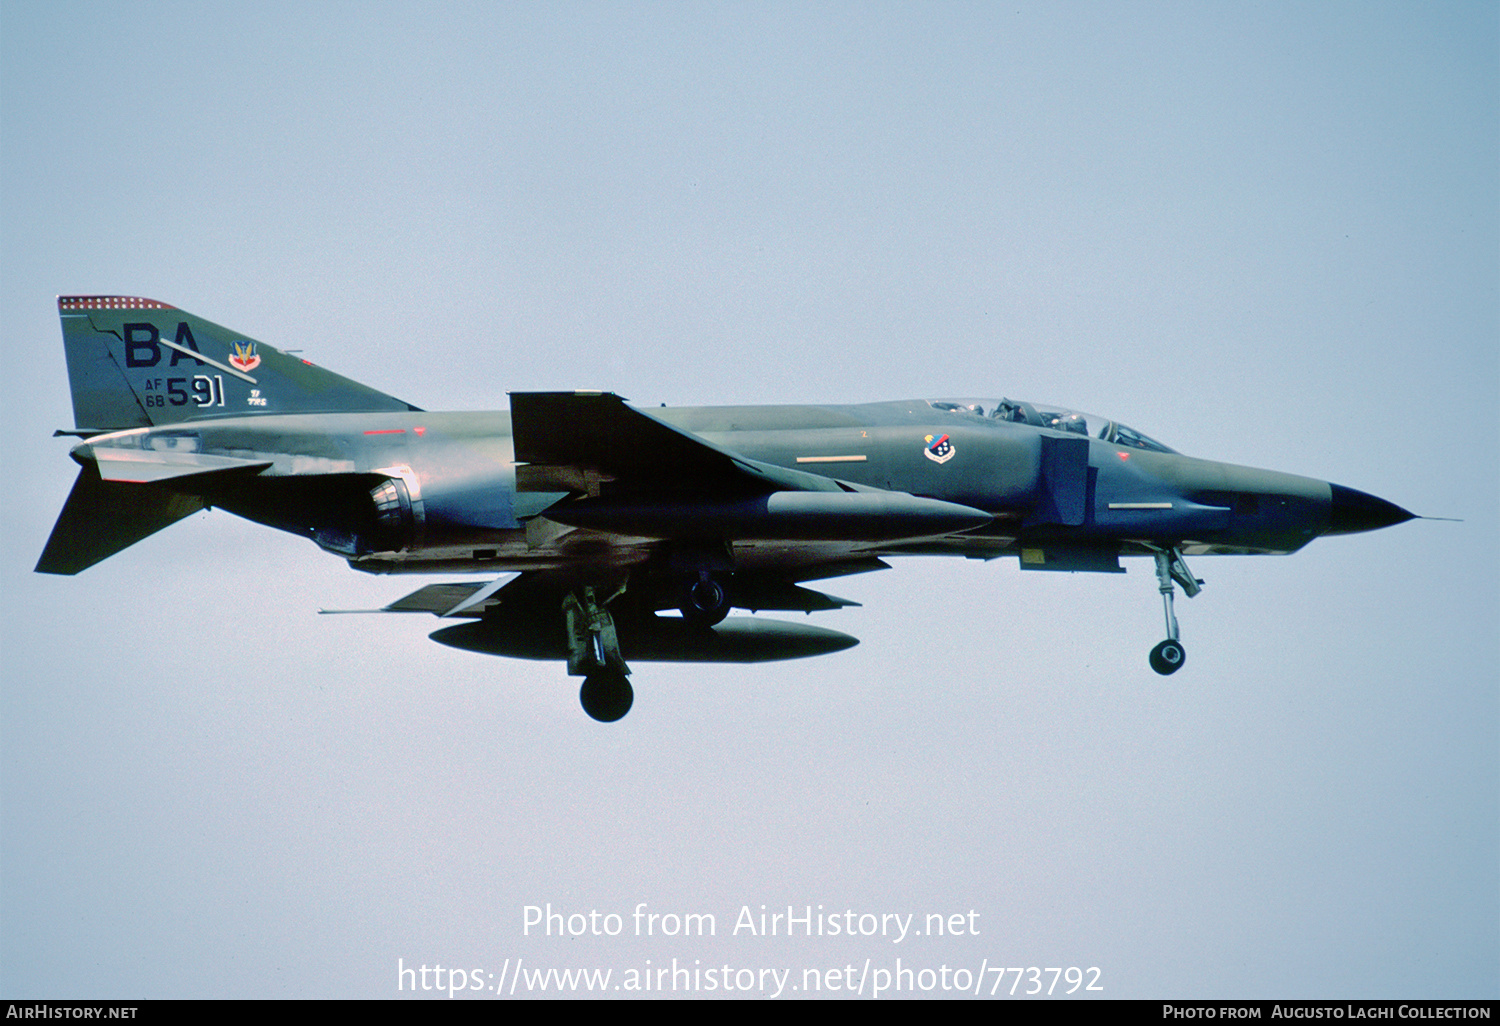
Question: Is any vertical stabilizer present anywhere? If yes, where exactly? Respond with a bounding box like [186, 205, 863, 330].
[56, 295, 420, 431]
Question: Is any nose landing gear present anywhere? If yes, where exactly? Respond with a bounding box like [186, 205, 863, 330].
[1149, 638, 1186, 675]
[1147, 546, 1201, 676]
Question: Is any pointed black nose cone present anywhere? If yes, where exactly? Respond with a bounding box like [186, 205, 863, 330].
[1325, 483, 1417, 535]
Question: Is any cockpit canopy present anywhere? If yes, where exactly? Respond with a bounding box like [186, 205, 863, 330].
[927, 398, 1178, 454]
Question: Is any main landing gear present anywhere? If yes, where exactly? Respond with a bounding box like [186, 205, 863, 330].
[680, 572, 731, 628]
[562, 568, 734, 721]
[579, 671, 633, 722]
[563, 585, 633, 722]
[1147, 545, 1201, 676]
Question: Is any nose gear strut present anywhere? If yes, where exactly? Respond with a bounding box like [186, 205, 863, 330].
[1146, 545, 1201, 675]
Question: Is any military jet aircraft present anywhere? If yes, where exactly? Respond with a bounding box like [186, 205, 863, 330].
[38, 296, 1418, 720]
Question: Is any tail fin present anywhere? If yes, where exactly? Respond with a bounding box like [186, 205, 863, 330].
[57, 295, 420, 432]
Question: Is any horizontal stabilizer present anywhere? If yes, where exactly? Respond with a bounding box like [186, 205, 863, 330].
[36, 464, 206, 575]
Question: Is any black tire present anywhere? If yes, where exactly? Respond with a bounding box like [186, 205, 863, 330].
[580, 672, 634, 722]
[1149, 639, 1186, 675]
[680, 576, 730, 628]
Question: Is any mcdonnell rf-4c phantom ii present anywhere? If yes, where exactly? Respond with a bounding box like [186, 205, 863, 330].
[39, 296, 1420, 720]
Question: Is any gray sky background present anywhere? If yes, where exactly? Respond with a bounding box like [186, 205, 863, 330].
[2, 0, 1495, 999]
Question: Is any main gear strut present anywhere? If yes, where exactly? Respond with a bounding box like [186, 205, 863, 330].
[563, 584, 633, 721]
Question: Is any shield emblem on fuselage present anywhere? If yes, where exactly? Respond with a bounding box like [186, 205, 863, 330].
[924, 433, 955, 464]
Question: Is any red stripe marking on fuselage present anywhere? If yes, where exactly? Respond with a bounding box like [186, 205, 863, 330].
[363, 429, 407, 435]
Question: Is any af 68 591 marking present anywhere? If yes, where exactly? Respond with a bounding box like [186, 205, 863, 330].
[140, 374, 226, 408]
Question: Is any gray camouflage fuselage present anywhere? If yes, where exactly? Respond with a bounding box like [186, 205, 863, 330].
[66, 399, 1362, 577]
[39, 295, 1417, 717]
